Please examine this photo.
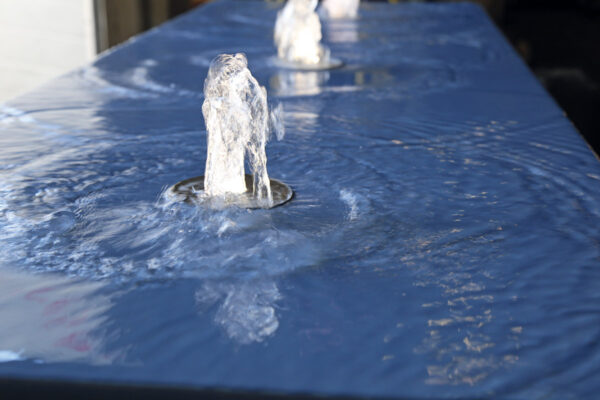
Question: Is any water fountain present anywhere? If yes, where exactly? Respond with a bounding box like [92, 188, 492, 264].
[2, 1, 600, 399]
[274, 0, 342, 70]
[170, 53, 292, 209]
[320, 0, 360, 19]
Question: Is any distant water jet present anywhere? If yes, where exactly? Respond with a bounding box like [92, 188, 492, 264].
[274, 0, 342, 70]
[320, 0, 360, 19]
[170, 53, 292, 209]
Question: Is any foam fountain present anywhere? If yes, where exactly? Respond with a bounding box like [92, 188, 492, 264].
[171, 53, 292, 209]
[274, 0, 342, 70]
[320, 0, 360, 19]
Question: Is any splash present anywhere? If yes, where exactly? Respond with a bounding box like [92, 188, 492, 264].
[274, 0, 331, 66]
[320, 0, 360, 19]
[202, 53, 283, 207]
[340, 189, 359, 220]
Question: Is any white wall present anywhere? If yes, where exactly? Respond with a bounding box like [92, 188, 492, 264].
[0, 0, 96, 102]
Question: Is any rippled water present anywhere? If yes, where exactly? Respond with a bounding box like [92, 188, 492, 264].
[1, 1, 600, 398]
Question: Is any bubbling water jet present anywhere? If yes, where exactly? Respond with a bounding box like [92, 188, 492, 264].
[274, 0, 342, 70]
[170, 54, 292, 209]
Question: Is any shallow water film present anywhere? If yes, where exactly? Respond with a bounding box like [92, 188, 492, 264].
[1, 1, 600, 398]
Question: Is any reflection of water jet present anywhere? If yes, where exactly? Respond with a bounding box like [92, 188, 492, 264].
[269, 70, 330, 97]
[170, 53, 292, 209]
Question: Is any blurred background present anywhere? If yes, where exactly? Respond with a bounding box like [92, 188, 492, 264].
[0, 0, 598, 152]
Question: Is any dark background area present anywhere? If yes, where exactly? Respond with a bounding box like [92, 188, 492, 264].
[500, 0, 600, 155]
[97, 0, 600, 155]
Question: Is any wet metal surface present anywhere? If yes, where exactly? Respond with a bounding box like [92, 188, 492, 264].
[1, 1, 600, 398]
[170, 175, 294, 209]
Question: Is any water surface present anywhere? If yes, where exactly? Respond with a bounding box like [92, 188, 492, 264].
[1, 1, 600, 398]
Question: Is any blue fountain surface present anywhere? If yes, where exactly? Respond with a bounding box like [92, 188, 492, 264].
[1, 0, 600, 398]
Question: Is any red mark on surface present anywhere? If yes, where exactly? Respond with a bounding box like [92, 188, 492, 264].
[56, 332, 91, 352]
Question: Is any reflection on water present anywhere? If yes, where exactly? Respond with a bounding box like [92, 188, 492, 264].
[412, 259, 520, 386]
[0, 268, 117, 364]
[270, 70, 329, 97]
[269, 68, 401, 97]
[348, 68, 396, 88]
[322, 18, 359, 43]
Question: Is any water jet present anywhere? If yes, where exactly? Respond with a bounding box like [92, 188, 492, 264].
[274, 0, 343, 70]
[170, 53, 292, 209]
[320, 0, 360, 19]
